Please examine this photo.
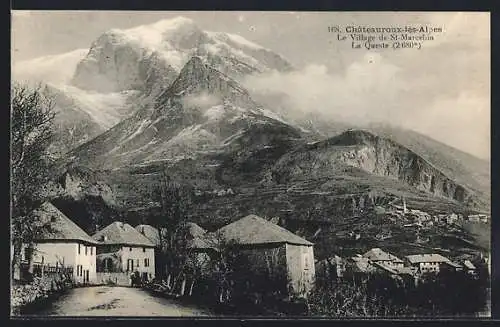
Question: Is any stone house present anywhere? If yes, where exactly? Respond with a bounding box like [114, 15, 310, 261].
[22, 202, 99, 285]
[93, 222, 155, 284]
[212, 214, 315, 298]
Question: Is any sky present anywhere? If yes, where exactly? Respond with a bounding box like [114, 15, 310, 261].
[11, 11, 490, 160]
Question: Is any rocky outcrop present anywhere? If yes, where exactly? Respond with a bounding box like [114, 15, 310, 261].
[271, 130, 479, 206]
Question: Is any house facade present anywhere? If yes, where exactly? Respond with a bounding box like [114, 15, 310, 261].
[24, 202, 99, 285]
[213, 214, 315, 297]
[405, 253, 451, 274]
[135, 224, 169, 277]
[93, 222, 156, 284]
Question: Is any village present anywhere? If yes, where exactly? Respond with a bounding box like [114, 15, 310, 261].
[11, 199, 491, 316]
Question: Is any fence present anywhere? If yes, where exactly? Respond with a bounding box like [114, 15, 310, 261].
[20, 261, 73, 281]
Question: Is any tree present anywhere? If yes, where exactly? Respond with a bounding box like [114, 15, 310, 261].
[151, 167, 194, 280]
[11, 82, 56, 279]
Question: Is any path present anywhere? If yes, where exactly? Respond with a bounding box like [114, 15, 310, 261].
[29, 286, 213, 316]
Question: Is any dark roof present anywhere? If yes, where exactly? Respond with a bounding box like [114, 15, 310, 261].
[215, 214, 313, 246]
[363, 248, 403, 263]
[93, 222, 155, 247]
[32, 202, 98, 245]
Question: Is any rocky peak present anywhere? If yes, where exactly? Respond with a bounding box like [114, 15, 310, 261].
[162, 56, 254, 105]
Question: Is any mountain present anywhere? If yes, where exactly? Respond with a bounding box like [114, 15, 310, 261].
[12, 16, 294, 156]
[68, 56, 301, 169]
[71, 16, 293, 94]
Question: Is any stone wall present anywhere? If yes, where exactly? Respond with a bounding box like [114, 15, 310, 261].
[96, 272, 131, 286]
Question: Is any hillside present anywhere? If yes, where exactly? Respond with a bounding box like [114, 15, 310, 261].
[269, 130, 487, 209]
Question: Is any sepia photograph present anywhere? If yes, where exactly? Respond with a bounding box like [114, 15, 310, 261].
[10, 11, 491, 318]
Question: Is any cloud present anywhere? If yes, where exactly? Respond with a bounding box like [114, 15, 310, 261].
[181, 92, 221, 109]
[405, 92, 490, 159]
[243, 52, 406, 124]
[242, 52, 490, 159]
[12, 48, 88, 85]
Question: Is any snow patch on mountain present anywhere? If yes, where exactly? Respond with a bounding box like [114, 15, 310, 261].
[49, 84, 138, 130]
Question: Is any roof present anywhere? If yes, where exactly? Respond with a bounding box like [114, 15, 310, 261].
[349, 256, 372, 273]
[444, 261, 463, 269]
[215, 214, 313, 246]
[182, 222, 213, 250]
[405, 253, 451, 264]
[135, 224, 168, 247]
[464, 260, 476, 270]
[373, 262, 414, 276]
[363, 248, 403, 263]
[184, 222, 206, 238]
[93, 222, 155, 247]
[32, 202, 98, 245]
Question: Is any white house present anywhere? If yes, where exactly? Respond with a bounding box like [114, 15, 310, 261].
[93, 222, 156, 283]
[23, 202, 99, 284]
[404, 253, 451, 274]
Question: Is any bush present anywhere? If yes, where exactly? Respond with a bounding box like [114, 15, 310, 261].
[307, 270, 489, 317]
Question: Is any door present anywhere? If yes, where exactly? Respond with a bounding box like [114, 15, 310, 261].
[127, 259, 134, 272]
[85, 270, 89, 283]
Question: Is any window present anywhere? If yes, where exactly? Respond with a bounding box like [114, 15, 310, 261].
[127, 259, 132, 272]
[78, 244, 81, 255]
[136, 259, 140, 268]
[144, 258, 149, 267]
[91, 247, 93, 255]
[303, 253, 310, 270]
[85, 246, 88, 255]
[77, 265, 83, 276]
[143, 247, 146, 252]
[129, 247, 132, 251]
